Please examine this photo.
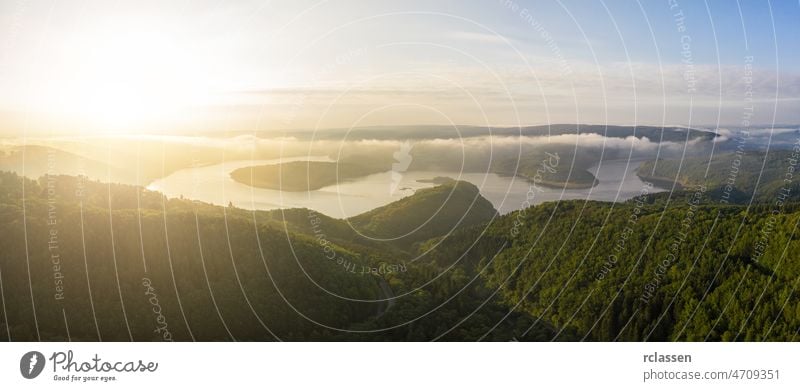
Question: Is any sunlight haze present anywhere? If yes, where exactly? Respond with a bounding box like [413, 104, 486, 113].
[0, 0, 798, 135]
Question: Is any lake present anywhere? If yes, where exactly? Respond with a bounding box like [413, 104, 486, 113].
[147, 158, 666, 218]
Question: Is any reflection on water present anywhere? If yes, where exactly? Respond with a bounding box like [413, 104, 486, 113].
[147, 158, 666, 218]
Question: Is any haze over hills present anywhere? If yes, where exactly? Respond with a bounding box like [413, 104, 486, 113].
[236, 124, 719, 142]
[0, 145, 123, 182]
[2, 124, 716, 190]
[217, 124, 719, 197]
[1, 125, 797, 343]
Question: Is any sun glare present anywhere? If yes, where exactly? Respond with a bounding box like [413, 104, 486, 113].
[40, 30, 213, 133]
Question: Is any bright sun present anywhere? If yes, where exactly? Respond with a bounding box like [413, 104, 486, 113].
[39, 30, 211, 133]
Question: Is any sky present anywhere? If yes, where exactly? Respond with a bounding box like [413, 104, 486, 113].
[0, 0, 798, 135]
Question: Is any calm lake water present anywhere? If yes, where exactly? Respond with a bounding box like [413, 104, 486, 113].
[147, 158, 666, 218]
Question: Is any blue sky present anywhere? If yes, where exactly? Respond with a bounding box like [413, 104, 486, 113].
[477, 0, 799, 68]
[0, 0, 798, 134]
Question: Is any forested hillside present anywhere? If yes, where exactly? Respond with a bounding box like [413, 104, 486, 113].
[0, 170, 798, 341]
[474, 197, 800, 341]
[0, 172, 550, 341]
[348, 181, 497, 248]
[637, 149, 800, 203]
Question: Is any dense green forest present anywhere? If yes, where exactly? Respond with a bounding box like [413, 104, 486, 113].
[638, 149, 800, 203]
[0, 173, 553, 341]
[471, 197, 800, 341]
[0, 166, 798, 341]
